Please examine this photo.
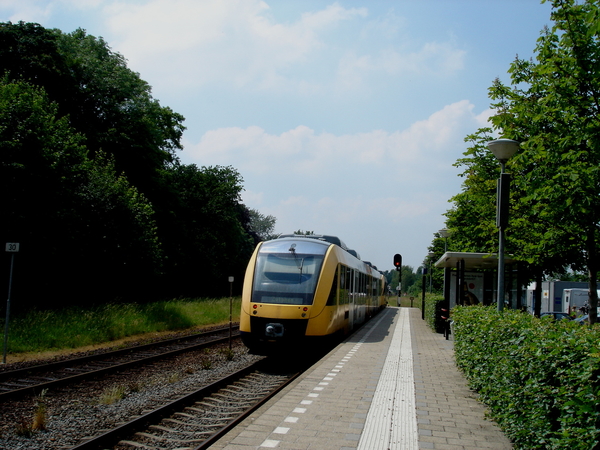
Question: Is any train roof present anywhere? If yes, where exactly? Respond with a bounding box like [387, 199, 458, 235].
[273, 234, 382, 274]
[275, 234, 369, 263]
[277, 234, 348, 251]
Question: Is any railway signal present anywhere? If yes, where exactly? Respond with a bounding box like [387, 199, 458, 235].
[393, 253, 402, 271]
[393, 253, 402, 306]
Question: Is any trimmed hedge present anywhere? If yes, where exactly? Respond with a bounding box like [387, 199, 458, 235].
[452, 306, 600, 449]
[424, 294, 446, 333]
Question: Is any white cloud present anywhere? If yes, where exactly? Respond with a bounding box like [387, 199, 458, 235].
[0, 0, 52, 23]
[93, 0, 467, 97]
[185, 100, 480, 183]
[102, 0, 367, 92]
[335, 40, 466, 91]
[475, 108, 494, 127]
[0, 0, 554, 270]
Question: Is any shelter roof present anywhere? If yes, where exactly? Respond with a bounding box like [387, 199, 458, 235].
[434, 252, 516, 270]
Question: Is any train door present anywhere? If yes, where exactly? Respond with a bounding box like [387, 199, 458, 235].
[355, 272, 366, 326]
[348, 269, 356, 330]
[339, 266, 351, 333]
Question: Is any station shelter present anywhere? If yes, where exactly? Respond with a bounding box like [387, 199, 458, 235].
[434, 252, 525, 310]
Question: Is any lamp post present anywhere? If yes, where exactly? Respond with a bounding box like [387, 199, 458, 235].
[487, 139, 519, 311]
[438, 228, 450, 304]
[439, 228, 450, 252]
[428, 252, 435, 293]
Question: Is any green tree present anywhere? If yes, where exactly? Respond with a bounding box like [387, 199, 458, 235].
[0, 22, 262, 304]
[487, 0, 600, 323]
[158, 164, 254, 297]
[57, 28, 185, 196]
[0, 22, 73, 109]
[388, 265, 418, 294]
[444, 129, 500, 255]
[444, 128, 557, 296]
[293, 230, 315, 235]
[444, 0, 600, 322]
[0, 80, 161, 307]
[0, 22, 186, 199]
[247, 209, 277, 241]
[423, 235, 446, 294]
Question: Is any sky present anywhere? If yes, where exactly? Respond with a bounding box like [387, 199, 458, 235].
[0, 0, 554, 272]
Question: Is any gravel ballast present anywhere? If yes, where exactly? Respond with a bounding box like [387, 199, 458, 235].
[0, 342, 262, 450]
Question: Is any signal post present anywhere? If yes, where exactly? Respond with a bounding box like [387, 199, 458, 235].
[393, 254, 402, 307]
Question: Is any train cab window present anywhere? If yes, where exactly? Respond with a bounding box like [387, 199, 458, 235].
[252, 239, 327, 305]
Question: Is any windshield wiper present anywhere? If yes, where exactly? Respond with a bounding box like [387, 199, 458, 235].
[289, 244, 304, 280]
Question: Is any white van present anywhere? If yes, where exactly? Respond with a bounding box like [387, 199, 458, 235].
[562, 288, 600, 315]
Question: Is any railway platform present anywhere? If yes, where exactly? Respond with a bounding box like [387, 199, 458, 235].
[211, 307, 512, 450]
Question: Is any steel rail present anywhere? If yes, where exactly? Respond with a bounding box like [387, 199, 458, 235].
[192, 369, 300, 450]
[0, 327, 240, 400]
[68, 359, 300, 450]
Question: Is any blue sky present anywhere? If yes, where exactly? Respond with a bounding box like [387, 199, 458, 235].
[1, 0, 553, 271]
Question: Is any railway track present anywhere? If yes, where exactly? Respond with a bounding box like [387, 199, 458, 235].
[0, 326, 240, 400]
[69, 359, 299, 450]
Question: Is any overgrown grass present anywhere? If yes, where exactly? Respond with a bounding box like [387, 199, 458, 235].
[1, 297, 241, 355]
[15, 389, 47, 436]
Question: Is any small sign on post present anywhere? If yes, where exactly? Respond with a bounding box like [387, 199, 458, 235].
[5, 243, 19, 252]
[228, 276, 234, 351]
[3, 243, 19, 364]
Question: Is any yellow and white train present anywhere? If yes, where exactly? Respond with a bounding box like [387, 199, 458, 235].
[240, 234, 387, 354]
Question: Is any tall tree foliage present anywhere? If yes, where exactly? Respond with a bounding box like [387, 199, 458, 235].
[56, 28, 185, 196]
[0, 22, 186, 197]
[491, 0, 600, 323]
[158, 164, 255, 297]
[447, 0, 600, 322]
[247, 209, 277, 241]
[445, 128, 500, 255]
[0, 80, 161, 306]
[0, 22, 260, 306]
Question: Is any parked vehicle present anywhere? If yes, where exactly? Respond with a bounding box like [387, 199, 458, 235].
[540, 312, 573, 321]
[562, 289, 596, 314]
[575, 315, 589, 325]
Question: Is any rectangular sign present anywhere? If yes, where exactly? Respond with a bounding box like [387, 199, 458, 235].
[5, 243, 19, 252]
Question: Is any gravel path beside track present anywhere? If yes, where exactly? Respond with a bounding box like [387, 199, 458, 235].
[0, 341, 262, 450]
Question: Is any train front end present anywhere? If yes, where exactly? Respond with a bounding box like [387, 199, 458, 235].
[240, 237, 329, 354]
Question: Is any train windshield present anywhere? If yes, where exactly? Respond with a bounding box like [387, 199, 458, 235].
[252, 239, 328, 305]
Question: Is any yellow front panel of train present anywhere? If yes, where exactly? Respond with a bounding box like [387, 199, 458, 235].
[248, 303, 311, 320]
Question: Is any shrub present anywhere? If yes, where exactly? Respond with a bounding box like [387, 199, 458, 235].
[424, 294, 446, 333]
[452, 306, 600, 449]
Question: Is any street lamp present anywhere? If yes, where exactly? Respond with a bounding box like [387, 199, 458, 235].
[428, 252, 435, 293]
[439, 228, 450, 252]
[487, 139, 519, 311]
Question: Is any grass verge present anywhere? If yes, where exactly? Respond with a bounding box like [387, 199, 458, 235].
[1, 297, 241, 357]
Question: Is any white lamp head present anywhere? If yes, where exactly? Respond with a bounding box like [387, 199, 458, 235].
[487, 139, 519, 163]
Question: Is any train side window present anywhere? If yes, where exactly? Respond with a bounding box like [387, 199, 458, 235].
[360, 273, 366, 296]
[344, 267, 353, 304]
[326, 268, 338, 306]
[340, 265, 350, 305]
